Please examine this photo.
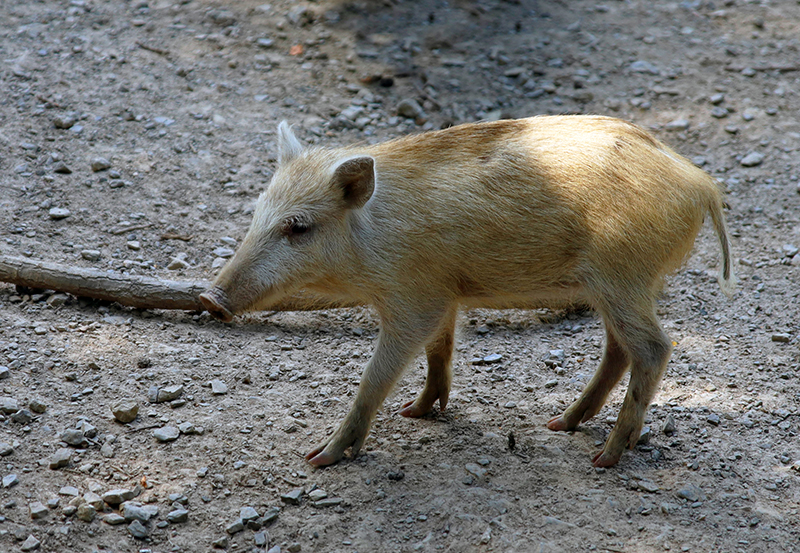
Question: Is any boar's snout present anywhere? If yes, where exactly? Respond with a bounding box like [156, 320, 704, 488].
[199, 287, 234, 322]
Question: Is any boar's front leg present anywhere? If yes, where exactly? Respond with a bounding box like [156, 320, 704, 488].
[306, 302, 455, 467]
[399, 306, 457, 418]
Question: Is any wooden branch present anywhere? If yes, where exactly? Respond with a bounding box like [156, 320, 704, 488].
[0, 256, 358, 313]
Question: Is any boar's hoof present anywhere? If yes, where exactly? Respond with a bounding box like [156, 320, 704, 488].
[199, 288, 234, 322]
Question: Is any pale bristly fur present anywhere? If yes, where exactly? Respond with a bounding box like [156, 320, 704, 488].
[200, 115, 735, 468]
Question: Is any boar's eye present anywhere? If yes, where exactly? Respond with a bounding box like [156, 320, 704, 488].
[280, 217, 313, 239]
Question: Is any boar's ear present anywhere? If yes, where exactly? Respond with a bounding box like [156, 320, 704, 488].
[332, 156, 375, 209]
[277, 121, 303, 164]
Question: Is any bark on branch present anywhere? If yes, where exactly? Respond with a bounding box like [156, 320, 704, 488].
[0, 256, 357, 312]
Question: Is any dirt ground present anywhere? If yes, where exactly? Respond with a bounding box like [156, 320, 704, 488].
[1, 0, 799, 552]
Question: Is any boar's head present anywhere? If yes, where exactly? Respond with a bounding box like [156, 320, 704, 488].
[200, 122, 375, 321]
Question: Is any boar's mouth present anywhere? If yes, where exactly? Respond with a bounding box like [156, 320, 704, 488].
[199, 287, 234, 323]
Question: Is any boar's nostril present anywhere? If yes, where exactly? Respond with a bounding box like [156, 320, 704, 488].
[199, 289, 234, 322]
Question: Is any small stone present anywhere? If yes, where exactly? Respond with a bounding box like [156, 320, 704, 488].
[308, 489, 328, 502]
[11, 409, 33, 424]
[49, 207, 71, 220]
[128, 519, 149, 539]
[127, 240, 141, 251]
[638, 480, 660, 493]
[313, 497, 343, 508]
[240, 506, 259, 522]
[707, 413, 720, 426]
[122, 502, 157, 522]
[226, 518, 245, 534]
[154, 426, 180, 442]
[167, 253, 191, 270]
[740, 152, 764, 167]
[281, 488, 303, 505]
[544, 379, 558, 388]
[29, 501, 49, 519]
[212, 536, 229, 549]
[84, 492, 104, 510]
[483, 353, 503, 364]
[709, 93, 725, 105]
[0, 366, 9, 380]
[81, 249, 102, 261]
[210, 379, 228, 395]
[90, 157, 111, 172]
[637, 426, 652, 445]
[710, 106, 729, 119]
[261, 506, 280, 524]
[397, 98, 424, 119]
[676, 483, 705, 502]
[178, 421, 196, 434]
[20, 535, 41, 552]
[629, 60, 660, 74]
[29, 399, 47, 413]
[50, 448, 72, 469]
[52, 162, 72, 174]
[158, 385, 184, 403]
[167, 509, 189, 523]
[386, 471, 404, 481]
[103, 513, 126, 525]
[465, 463, 487, 478]
[0, 442, 13, 456]
[771, 333, 791, 343]
[255, 531, 268, 546]
[76, 503, 96, 522]
[3, 474, 19, 488]
[61, 428, 87, 447]
[102, 488, 136, 505]
[662, 415, 677, 435]
[665, 119, 690, 131]
[59, 486, 79, 497]
[111, 398, 139, 423]
[212, 247, 235, 258]
[288, 543, 302, 553]
[0, 397, 20, 413]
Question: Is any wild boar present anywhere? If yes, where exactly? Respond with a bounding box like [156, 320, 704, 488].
[200, 115, 734, 468]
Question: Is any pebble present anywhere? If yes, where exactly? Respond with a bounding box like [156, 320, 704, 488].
[148, 384, 184, 403]
[710, 106, 729, 118]
[29, 501, 49, 519]
[128, 519, 149, 539]
[707, 413, 720, 426]
[281, 488, 303, 505]
[0, 366, 8, 380]
[665, 119, 690, 131]
[154, 426, 180, 442]
[0, 442, 13, 456]
[255, 531, 268, 546]
[167, 509, 189, 523]
[102, 488, 136, 505]
[90, 157, 111, 172]
[21, 535, 41, 552]
[210, 379, 228, 395]
[81, 249, 102, 261]
[11, 409, 33, 424]
[122, 502, 158, 522]
[637, 480, 660, 493]
[397, 98, 425, 119]
[61, 428, 88, 447]
[53, 114, 77, 129]
[111, 398, 139, 423]
[49, 448, 72, 469]
[84, 492, 104, 510]
[465, 463, 487, 478]
[77, 503, 96, 522]
[544, 379, 558, 388]
[676, 483, 705, 502]
[167, 253, 191, 270]
[49, 207, 71, 220]
[212, 537, 229, 549]
[313, 497, 343, 508]
[740, 152, 764, 167]
[637, 426, 652, 445]
[262, 506, 280, 524]
[240, 506, 259, 522]
[226, 518, 244, 534]
[59, 486, 79, 497]
[629, 60, 660, 74]
[3, 474, 19, 488]
[308, 489, 328, 501]
[0, 397, 20, 413]
[483, 353, 503, 364]
[29, 399, 47, 413]
[771, 333, 791, 343]
[103, 513, 126, 525]
[212, 247, 235, 258]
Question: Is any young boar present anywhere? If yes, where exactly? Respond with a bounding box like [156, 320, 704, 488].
[200, 115, 734, 468]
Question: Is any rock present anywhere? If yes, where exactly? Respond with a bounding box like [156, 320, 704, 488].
[255, 531, 268, 546]
[0, 397, 19, 414]
[212, 536, 229, 549]
[101, 442, 115, 458]
[52, 161, 72, 174]
[102, 488, 136, 505]
[629, 60, 660, 74]
[262, 506, 280, 524]
[662, 415, 677, 435]
[676, 483, 705, 502]
[740, 152, 764, 167]
[637, 426, 652, 445]
[637, 480, 660, 493]
[154, 426, 180, 442]
[281, 488, 303, 505]
[710, 106, 729, 119]
[61, 428, 87, 447]
[465, 463, 487, 478]
[707, 413, 720, 426]
[772, 333, 791, 343]
[288, 543, 302, 553]
[167, 509, 189, 523]
[122, 502, 157, 522]
[48, 207, 71, 220]
[50, 448, 72, 469]
[59, 486, 79, 497]
[783, 244, 799, 258]
[665, 119, 690, 131]
[308, 489, 328, 502]
[240, 506, 259, 522]
[483, 353, 503, 364]
[29, 399, 47, 413]
[3, 474, 19, 488]
[29, 501, 49, 519]
[103, 513, 126, 525]
[81, 249, 102, 261]
[313, 497, 343, 508]
[226, 518, 245, 534]
[167, 253, 191, 270]
[21, 535, 41, 552]
[77, 503, 96, 522]
[53, 114, 77, 129]
[128, 519, 149, 539]
[212, 247, 235, 258]
[83, 492, 104, 510]
[11, 409, 33, 424]
[210, 379, 228, 395]
[0, 366, 8, 380]
[148, 384, 183, 403]
[90, 157, 111, 172]
[0, 442, 13, 456]
[111, 398, 139, 423]
[709, 93, 725, 105]
[397, 98, 425, 119]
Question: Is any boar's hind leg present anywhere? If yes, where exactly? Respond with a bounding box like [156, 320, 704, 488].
[592, 300, 672, 468]
[306, 304, 455, 467]
[399, 306, 457, 418]
[547, 328, 629, 432]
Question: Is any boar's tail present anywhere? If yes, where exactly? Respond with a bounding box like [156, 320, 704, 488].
[708, 192, 736, 298]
